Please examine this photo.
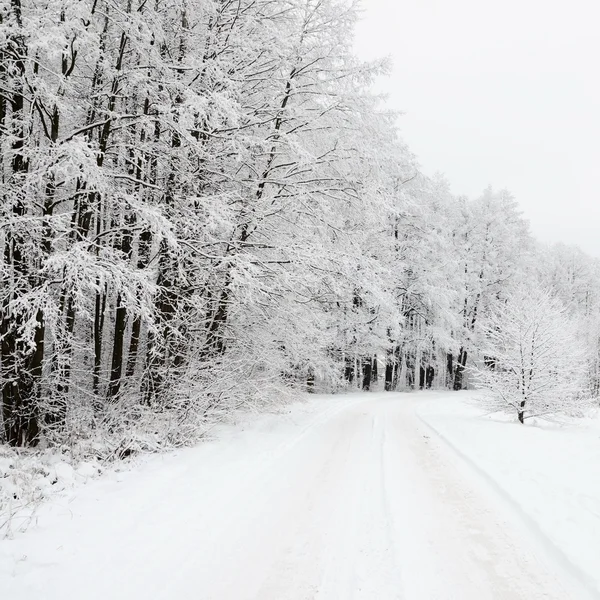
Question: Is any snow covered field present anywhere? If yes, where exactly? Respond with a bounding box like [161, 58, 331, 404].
[1, 392, 598, 599]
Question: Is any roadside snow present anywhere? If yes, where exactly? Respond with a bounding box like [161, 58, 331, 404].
[0, 449, 104, 537]
[1, 392, 592, 599]
[0, 393, 364, 598]
[417, 391, 600, 598]
[0, 392, 343, 539]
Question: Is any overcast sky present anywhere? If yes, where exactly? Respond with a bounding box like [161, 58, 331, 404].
[354, 0, 600, 258]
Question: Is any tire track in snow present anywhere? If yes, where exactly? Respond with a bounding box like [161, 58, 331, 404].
[415, 403, 599, 600]
[159, 397, 372, 600]
[2, 393, 586, 600]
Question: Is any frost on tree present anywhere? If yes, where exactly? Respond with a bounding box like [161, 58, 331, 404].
[0, 0, 599, 452]
[0, 0, 413, 448]
[472, 288, 587, 423]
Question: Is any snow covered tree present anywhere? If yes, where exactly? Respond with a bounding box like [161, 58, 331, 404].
[386, 173, 458, 391]
[0, 0, 597, 453]
[0, 0, 418, 448]
[533, 243, 600, 398]
[448, 187, 531, 390]
[472, 288, 587, 423]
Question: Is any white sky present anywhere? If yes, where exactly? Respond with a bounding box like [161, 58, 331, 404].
[354, 0, 600, 258]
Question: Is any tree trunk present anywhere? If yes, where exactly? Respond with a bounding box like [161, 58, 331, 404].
[518, 399, 526, 424]
[307, 368, 315, 393]
[125, 112, 154, 381]
[107, 220, 134, 400]
[0, 0, 41, 446]
[1, 313, 41, 447]
[202, 272, 231, 359]
[446, 353, 453, 388]
[142, 240, 182, 403]
[426, 365, 435, 389]
[93, 284, 107, 398]
[384, 347, 395, 391]
[384, 362, 394, 391]
[362, 358, 372, 391]
[107, 293, 128, 400]
[344, 354, 355, 383]
[453, 348, 468, 390]
[406, 349, 415, 389]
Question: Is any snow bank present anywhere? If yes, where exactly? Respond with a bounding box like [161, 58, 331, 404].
[0, 448, 104, 537]
[0, 392, 347, 539]
[417, 392, 600, 596]
[0, 392, 361, 599]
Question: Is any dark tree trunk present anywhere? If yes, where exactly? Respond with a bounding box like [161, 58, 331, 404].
[362, 359, 372, 391]
[202, 272, 231, 359]
[406, 350, 415, 389]
[107, 293, 128, 400]
[426, 366, 435, 389]
[125, 228, 152, 379]
[143, 239, 182, 403]
[453, 348, 468, 390]
[393, 345, 403, 390]
[93, 284, 107, 398]
[372, 355, 378, 382]
[384, 346, 396, 391]
[1, 0, 41, 446]
[518, 399, 526, 424]
[384, 360, 394, 391]
[125, 315, 142, 380]
[307, 368, 315, 393]
[141, 329, 158, 406]
[107, 221, 134, 400]
[446, 353, 453, 388]
[419, 365, 425, 389]
[344, 355, 355, 383]
[1, 312, 41, 447]
[52, 292, 76, 405]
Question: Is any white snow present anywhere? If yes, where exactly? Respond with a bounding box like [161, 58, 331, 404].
[417, 391, 600, 598]
[1, 392, 598, 599]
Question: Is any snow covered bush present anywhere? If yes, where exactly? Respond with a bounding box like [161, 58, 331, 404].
[472, 288, 588, 423]
[0, 447, 103, 537]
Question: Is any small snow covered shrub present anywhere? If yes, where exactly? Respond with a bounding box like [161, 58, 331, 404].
[0, 447, 102, 537]
[472, 288, 590, 423]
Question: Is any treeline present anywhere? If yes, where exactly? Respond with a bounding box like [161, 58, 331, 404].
[1, 0, 598, 449]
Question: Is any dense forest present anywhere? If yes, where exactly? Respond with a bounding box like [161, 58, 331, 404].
[1, 0, 599, 450]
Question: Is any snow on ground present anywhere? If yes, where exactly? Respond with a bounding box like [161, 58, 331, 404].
[417, 391, 600, 598]
[0, 450, 104, 537]
[0, 391, 597, 599]
[0, 393, 345, 539]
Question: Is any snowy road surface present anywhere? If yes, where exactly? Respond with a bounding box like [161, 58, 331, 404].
[0, 393, 592, 599]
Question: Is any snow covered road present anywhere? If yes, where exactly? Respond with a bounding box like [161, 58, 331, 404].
[0, 393, 592, 599]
